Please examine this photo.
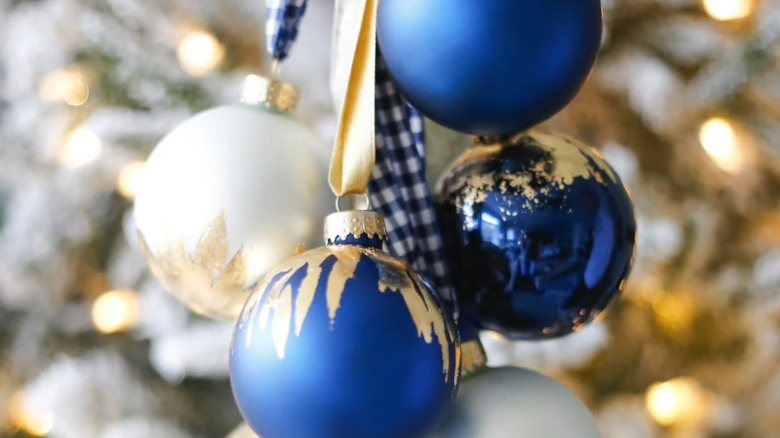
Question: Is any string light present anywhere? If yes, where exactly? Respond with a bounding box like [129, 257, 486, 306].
[699, 117, 744, 174]
[59, 125, 102, 169]
[702, 0, 754, 21]
[646, 377, 709, 426]
[7, 392, 55, 437]
[92, 290, 141, 334]
[39, 67, 89, 106]
[117, 161, 146, 200]
[177, 30, 224, 77]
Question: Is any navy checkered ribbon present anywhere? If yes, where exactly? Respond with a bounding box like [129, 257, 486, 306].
[266, 0, 308, 61]
[369, 55, 455, 305]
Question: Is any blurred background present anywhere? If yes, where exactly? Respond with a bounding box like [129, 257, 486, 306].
[1, 0, 779, 437]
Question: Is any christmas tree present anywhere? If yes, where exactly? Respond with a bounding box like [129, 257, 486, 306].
[1, 0, 779, 437]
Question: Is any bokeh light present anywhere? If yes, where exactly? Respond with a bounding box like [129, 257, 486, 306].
[39, 67, 89, 106]
[646, 377, 709, 426]
[699, 117, 744, 174]
[92, 290, 141, 334]
[7, 392, 55, 437]
[702, 0, 754, 21]
[117, 161, 147, 200]
[177, 30, 224, 77]
[59, 125, 102, 169]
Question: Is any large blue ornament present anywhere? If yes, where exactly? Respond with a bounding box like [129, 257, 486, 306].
[377, 0, 603, 135]
[436, 133, 636, 339]
[230, 210, 461, 438]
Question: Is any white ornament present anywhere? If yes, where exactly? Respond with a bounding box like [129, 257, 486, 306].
[436, 367, 603, 438]
[134, 103, 331, 320]
[227, 422, 259, 438]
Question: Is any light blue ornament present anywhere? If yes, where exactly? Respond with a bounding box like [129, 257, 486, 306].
[437, 366, 603, 438]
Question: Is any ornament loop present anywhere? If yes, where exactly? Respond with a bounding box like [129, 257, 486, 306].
[335, 193, 371, 212]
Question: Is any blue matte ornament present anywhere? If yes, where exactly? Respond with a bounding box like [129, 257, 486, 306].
[230, 210, 461, 438]
[436, 133, 636, 339]
[377, 0, 603, 135]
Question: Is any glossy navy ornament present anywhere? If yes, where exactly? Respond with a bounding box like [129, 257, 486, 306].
[436, 132, 636, 339]
[434, 340, 603, 438]
[230, 210, 461, 438]
[377, 0, 603, 135]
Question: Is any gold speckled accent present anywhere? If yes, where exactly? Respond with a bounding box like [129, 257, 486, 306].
[561, 135, 619, 184]
[455, 174, 493, 210]
[439, 132, 617, 214]
[460, 340, 487, 376]
[529, 132, 598, 190]
[238, 245, 459, 383]
[138, 212, 249, 320]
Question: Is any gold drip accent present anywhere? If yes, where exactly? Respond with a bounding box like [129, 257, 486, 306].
[368, 248, 458, 383]
[239, 245, 459, 383]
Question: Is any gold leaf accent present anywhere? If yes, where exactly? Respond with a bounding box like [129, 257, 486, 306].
[295, 254, 331, 335]
[139, 212, 249, 320]
[194, 214, 229, 277]
[272, 282, 294, 359]
[367, 249, 459, 383]
[441, 132, 617, 214]
[242, 246, 460, 384]
[325, 248, 360, 322]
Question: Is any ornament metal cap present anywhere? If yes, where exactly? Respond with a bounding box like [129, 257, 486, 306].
[241, 74, 301, 113]
[324, 210, 387, 247]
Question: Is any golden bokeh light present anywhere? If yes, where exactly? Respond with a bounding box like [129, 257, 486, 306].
[702, 0, 754, 21]
[177, 30, 225, 77]
[117, 161, 146, 200]
[646, 377, 709, 426]
[652, 293, 698, 336]
[59, 125, 102, 169]
[92, 290, 141, 334]
[39, 67, 89, 106]
[8, 392, 55, 437]
[699, 117, 744, 174]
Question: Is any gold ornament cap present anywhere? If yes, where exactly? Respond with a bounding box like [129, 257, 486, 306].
[324, 210, 387, 246]
[241, 74, 301, 113]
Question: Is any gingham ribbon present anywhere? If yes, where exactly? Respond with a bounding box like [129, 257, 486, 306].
[369, 54, 455, 304]
[265, 0, 308, 61]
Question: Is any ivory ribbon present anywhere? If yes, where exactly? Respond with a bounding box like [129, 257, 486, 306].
[331, 0, 364, 114]
[329, 0, 377, 197]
